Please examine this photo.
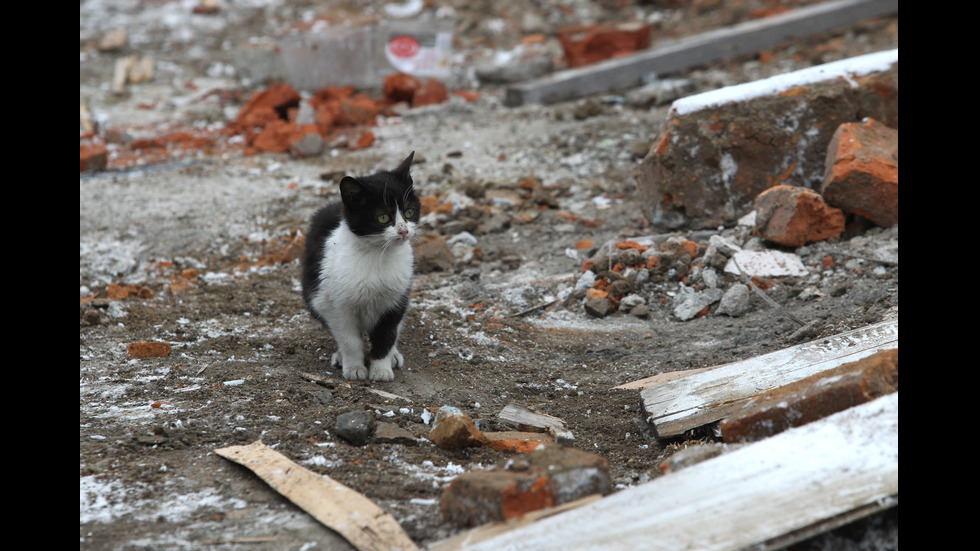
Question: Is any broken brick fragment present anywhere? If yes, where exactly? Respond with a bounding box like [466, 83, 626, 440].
[820, 118, 898, 227]
[428, 406, 488, 448]
[80, 143, 108, 172]
[753, 185, 845, 247]
[558, 22, 652, 68]
[720, 348, 898, 443]
[383, 72, 422, 103]
[412, 78, 449, 108]
[235, 82, 301, 129]
[127, 341, 172, 359]
[483, 431, 553, 453]
[440, 445, 611, 527]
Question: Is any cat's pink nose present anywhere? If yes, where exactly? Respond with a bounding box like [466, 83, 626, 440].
[398, 227, 408, 237]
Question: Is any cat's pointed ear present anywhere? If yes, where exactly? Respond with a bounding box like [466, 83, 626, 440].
[394, 151, 415, 176]
[339, 176, 366, 207]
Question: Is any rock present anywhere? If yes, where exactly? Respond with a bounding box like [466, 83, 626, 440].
[630, 304, 650, 318]
[636, 50, 898, 229]
[716, 283, 752, 317]
[558, 22, 652, 68]
[335, 410, 376, 446]
[428, 406, 488, 449]
[753, 185, 845, 247]
[672, 286, 723, 321]
[440, 445, 611, 527]
[584, 297, 613, 318]
[313, 389, 333, 405]
[374, 422, 419, 446]
[414, 235, 455, 273]
[289, 131, 323, 157]
[820, 118, 898, 227]
[724, 249, 808, 278]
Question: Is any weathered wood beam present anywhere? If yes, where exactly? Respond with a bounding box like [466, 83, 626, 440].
[642, 319, 897, 438]
[504, 0, 899, 106]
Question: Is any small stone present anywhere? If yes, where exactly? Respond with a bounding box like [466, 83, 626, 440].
[671, 287, 723, 321]
[374, 422, 419, 446]
[313, 389, 333, 405]
[630, 304, 650, 318]
[716, 283, 752, 317]
[335, 410, 376, 446]
[290, 132, 323, 157]
[584, 297, 613, 318]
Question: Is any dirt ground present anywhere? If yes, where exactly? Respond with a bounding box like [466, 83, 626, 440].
[80, 2, 898, 549]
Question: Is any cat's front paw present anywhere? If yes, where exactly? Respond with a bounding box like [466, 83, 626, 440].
[368, 358, 395, 382]
[342, 361, 369, 381]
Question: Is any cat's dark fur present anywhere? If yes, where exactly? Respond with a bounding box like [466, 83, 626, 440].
[301, 152, 421, 381]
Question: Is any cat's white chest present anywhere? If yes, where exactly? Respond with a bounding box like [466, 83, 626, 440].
[311, 222, 414, 330]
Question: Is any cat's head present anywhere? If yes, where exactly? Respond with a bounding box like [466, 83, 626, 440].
[339, 152, 421, 244]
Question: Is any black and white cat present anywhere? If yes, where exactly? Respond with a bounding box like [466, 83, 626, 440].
[301, 152, 421, 382]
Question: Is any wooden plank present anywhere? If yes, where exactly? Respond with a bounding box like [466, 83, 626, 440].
[642, 320, 897, 438]
[504, 0, 898, 106]
[435, 393, 898, 551]
[612, 366, 715, 390]
[214, 441, 419, 551]
[497, 403, 574, 445]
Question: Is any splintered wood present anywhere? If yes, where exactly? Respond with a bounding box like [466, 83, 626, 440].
[497, 403, 574, 445]
[214, 441, 419, 551]
[640, 320, 897, 438]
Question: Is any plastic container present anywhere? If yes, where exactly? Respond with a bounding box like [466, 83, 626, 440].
[278, 19, 453, 92]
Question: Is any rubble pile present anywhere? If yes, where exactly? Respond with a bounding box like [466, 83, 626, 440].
[80, 1, 899, 549]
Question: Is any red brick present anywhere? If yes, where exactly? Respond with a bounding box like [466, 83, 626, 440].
[235, 82, 300, 128]
[720, 348, 898, 443]
[412, 78, 449, 108]
[483, 431, 553, 453]
[635, 53, 898, 229]
[80, 143, 108, 172]
[440, 445, 611, 527]
[127, 341, 172, 359]
[753, 184, 845, 247]
[252, 121, 321, 154]
[820, 118, 898, 227]
[558, 22, 652, 68]
[383, 72, 422, 103]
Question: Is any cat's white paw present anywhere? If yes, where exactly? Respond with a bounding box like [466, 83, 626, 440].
[368, 358, 395, 382]
[331, 351, 343, 368]
[342, 361, 369, 380]
[392, 350, 404, 369]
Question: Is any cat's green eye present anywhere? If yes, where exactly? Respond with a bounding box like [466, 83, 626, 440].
[377, 213, 391, 224]
[404, 208, 415, 219]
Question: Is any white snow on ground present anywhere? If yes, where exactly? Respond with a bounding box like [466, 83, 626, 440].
[671, 49, 898, 116]
[80, 475, 248, 524]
